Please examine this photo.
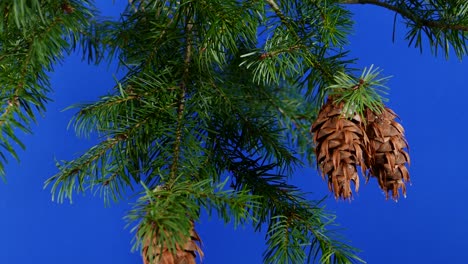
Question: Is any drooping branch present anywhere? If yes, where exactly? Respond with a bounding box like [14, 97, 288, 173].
[341, 0, 468, 31]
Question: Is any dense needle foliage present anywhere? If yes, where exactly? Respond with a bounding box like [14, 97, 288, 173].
[0, 0, 466, 263]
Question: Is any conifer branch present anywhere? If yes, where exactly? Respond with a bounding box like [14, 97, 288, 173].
[265, 0, 335, 82]
[0, 9, 69, 126]
[35, 1, 468, 262]
[341, 0, 468, 31]
[264, 0, 288, 25]
[170, 8, 193, 180]
[0, 29, 34, 127]
[0, 8, 67, 163]
[46, 136, 124, 202]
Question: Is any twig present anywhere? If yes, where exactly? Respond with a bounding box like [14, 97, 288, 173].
[341, 0, 468, 31]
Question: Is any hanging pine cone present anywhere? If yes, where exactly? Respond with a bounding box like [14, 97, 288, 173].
[365, 107, 410, 200]
[142, 223, 204, 264]
[311, 98, 368, 199]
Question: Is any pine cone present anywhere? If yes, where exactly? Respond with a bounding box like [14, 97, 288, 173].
[142, 223, 204, 264]
[365, 107, 410, 200]
[311, 99, 367, 199]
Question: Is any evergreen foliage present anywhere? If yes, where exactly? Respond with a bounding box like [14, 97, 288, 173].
[0, 0, 465, 263]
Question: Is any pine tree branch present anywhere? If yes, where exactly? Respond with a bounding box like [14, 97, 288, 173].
[264, 0, 288, 25]
[0, 30, 34, 128]
[265, 0, 335, 82]
[341, 0, 468, 31]
[0, 8, 67, 164]
[170, 8, 193, 180]
[46, 136, 123, 203]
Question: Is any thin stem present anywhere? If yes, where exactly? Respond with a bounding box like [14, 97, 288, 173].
[341, 0, 468, 31]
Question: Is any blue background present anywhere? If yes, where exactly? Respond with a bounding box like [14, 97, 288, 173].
[0, 2, 465, 263]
